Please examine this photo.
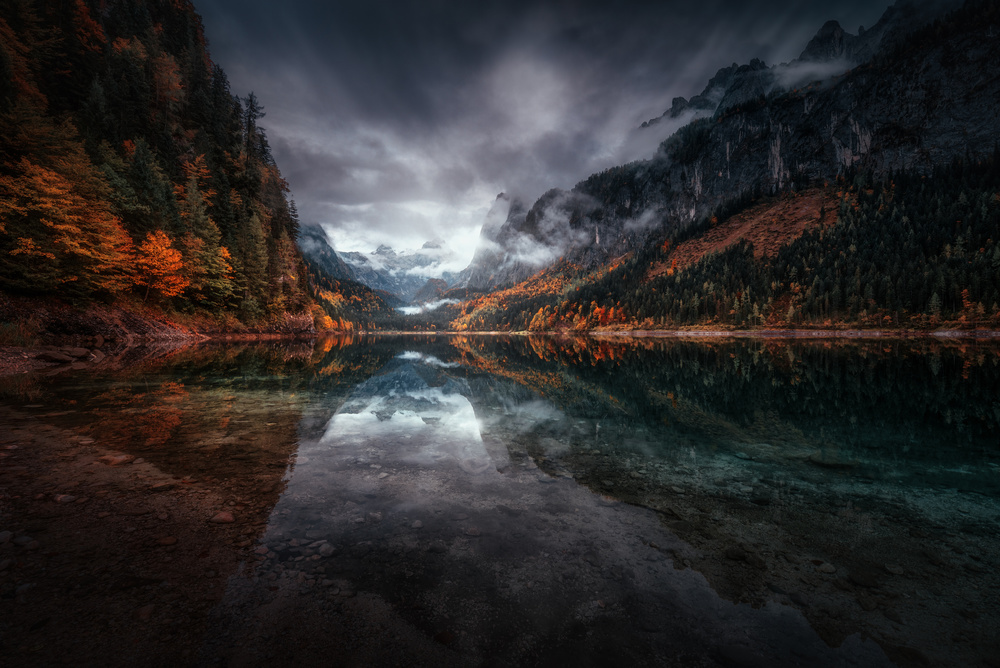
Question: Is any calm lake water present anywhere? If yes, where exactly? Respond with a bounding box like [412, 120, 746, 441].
[1, 335, 998, 666]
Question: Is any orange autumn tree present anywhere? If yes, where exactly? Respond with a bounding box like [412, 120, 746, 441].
[0, 103, 134, 297]
[134, 229, 188, 301]
[0, 1, 313, 321]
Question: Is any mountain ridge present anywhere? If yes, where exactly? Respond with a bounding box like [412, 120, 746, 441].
[336, 240, 465, 303]
[460, 0, 986, 293]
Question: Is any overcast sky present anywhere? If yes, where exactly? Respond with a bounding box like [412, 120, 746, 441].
[196, 0, 890, 271]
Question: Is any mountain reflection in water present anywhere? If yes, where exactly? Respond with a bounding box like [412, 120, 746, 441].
[1, 335, 997, 667]
[320, 353, 494, 475]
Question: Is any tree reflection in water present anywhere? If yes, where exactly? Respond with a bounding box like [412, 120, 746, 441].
[3, 334, 996, 667]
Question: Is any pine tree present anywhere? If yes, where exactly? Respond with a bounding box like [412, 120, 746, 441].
[177, 173, 233, 306]
[928, 292, 942, 318]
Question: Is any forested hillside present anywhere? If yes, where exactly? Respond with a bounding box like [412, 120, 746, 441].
[0, 0, 310, 326]
[457, 0, 1000, 326]
[452, 155, 1000, 332]
[304, 259, 402, 332]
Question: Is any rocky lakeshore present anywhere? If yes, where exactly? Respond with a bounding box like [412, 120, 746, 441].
[0, 294, 317, 377]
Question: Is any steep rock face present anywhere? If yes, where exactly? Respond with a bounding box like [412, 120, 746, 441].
[298, 226, 356, 282]
[463, 193, 528, 290]
[412, 278, 448, 305]
[464, 0, 995, 291]
[642, 64, 740, 127]
[799, 20, 854, 62]
[715, 58, 776, 115]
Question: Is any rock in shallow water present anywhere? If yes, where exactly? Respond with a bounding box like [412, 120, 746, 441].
[849, 569, 881, 589]
[38, 351, 74, 364]
[808, 451, 857, 469]
[100, 454, 134, 466]
[134, 604, 155, 622]
[719, 644, 762, 666]
[724, 547, 747, 561]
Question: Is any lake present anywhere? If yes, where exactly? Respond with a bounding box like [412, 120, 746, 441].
[1, 334, 998, 666]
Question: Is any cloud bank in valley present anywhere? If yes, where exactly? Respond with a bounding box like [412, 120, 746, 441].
[197, 0, 888, 275]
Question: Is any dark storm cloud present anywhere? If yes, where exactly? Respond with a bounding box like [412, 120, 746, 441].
[196, 0, 888, 261]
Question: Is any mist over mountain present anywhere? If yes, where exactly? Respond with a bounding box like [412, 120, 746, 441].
[460, 0, 984, 291]
[297, 225, 357, 283]
[334, 239, 468, 303]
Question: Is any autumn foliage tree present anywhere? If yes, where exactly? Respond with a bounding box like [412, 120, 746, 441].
[0, 0, 312, 322]
[134, 229, 188, 301]
[0, 101, 133, 298]
[177, 172, 233, 306]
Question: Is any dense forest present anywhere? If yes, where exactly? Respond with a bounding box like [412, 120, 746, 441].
[452, 154, 1000, 332]
[303, 259, 401, 332]
[0, 0, 309, 322]
[0, 0, 398, 334]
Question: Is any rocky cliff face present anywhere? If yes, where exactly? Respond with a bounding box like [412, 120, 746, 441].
[463, 193, 529, 290]
[298, 225, 357, 282]
[463, 0, 990, 291]
[412, 278, 449, 305]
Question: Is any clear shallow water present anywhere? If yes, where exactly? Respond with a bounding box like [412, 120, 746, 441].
[1, 335, 998, 666]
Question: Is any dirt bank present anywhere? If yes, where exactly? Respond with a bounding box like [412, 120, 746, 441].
[0, 294, 316, 376]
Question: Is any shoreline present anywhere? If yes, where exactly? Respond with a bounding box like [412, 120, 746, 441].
[587, 328, 1000, 339]
[5, 326, 1000, 376]
[358, 328, 1000, 339]
[0, 332, 322, 377]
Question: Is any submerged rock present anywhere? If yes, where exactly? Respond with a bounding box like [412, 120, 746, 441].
[38, 351, 74, 364]
[808, 451, 857, 469]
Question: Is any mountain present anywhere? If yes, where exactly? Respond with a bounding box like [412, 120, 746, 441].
[412, 278, 448, 305]
[463, 192, 528, 290]
[461, 0, 985, 293]
[451, 0, 1000, 333]
[297, 225, 356, 282]
[334, 239, 465, 303]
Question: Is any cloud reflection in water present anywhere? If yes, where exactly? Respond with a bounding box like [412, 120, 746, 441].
[320, 356, 493, 475]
